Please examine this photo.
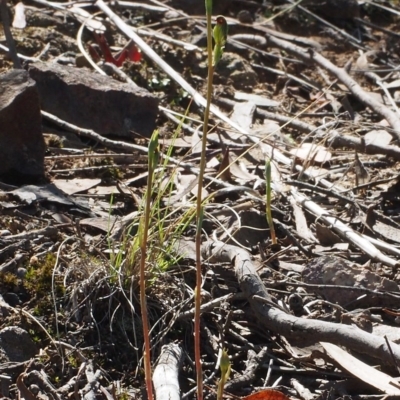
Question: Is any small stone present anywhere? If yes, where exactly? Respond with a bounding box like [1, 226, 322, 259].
[3, 293, 21, 307]
[17, 267, 27, 279]
[237, 10, 253, 24]
[288, 293, 304, 314]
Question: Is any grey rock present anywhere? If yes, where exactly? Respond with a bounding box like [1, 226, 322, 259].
[28, 62, 158, 138]
[302, 256, 400, 307]
[0, 326, 38, 362]
[0, 70, 45, 182]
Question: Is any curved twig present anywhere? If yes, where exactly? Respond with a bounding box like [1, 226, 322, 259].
[201, 240, 400, 367]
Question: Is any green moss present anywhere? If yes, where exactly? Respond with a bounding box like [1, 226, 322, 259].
[0, 272, 20, 287]
[25, 253, 65, 313]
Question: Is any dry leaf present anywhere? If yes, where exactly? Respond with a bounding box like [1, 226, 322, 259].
[12, 2, 26, 29]
[191, 127, 202, 154]
[384, 79, 400, 90]
[321, 342, 400, 395]
[315, 222, 342, 246]
[290, 196, 316, 243]
[53, 178, 101, 195]
[229, 156, 256, 183]
[234, 92, 280, 107]
[364, 129, 392, 147]
[354, 152, 369, 186]
[291, 143, 332, 164]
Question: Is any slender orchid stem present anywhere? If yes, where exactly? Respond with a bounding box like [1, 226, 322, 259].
[139, 130, 159, 400]
[195, 2, 228, 399]
[265, 158, 277, 245]
[194, 1, 214, 398]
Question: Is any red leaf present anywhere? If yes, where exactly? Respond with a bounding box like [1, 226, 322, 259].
[128, 43, 141, 62]
[93, 32, 116, 64]
[114, 42, 141, 66]
[114, 49, 128, 67]
[242, 389, 291, 400]
[91, 33, 141, 66]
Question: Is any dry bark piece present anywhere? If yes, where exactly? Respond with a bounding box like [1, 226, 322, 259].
[27, 62, 158, 138]
[0, 70, 45, 182]
[366, 208, 400, 244]
[341, 310, 373, 332]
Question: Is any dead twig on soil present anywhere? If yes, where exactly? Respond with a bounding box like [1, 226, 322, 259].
[328, 133, 400, 161]
[291, 190, 399, 269]
[153, 343, 183, 400]
[224, 347, 269, 393]
[201, 240, 400, 367]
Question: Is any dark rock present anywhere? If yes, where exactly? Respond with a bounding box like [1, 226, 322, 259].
[0, 70, 45, 182]
[304, 0, 360, 20]
[168, 0, 228, 15]
[3, 293, 21, 307]
[27, 62, 158, 138]
[0, 326, 38, 362]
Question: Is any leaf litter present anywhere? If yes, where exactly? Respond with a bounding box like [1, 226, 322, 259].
[2, 0, 400, 399]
